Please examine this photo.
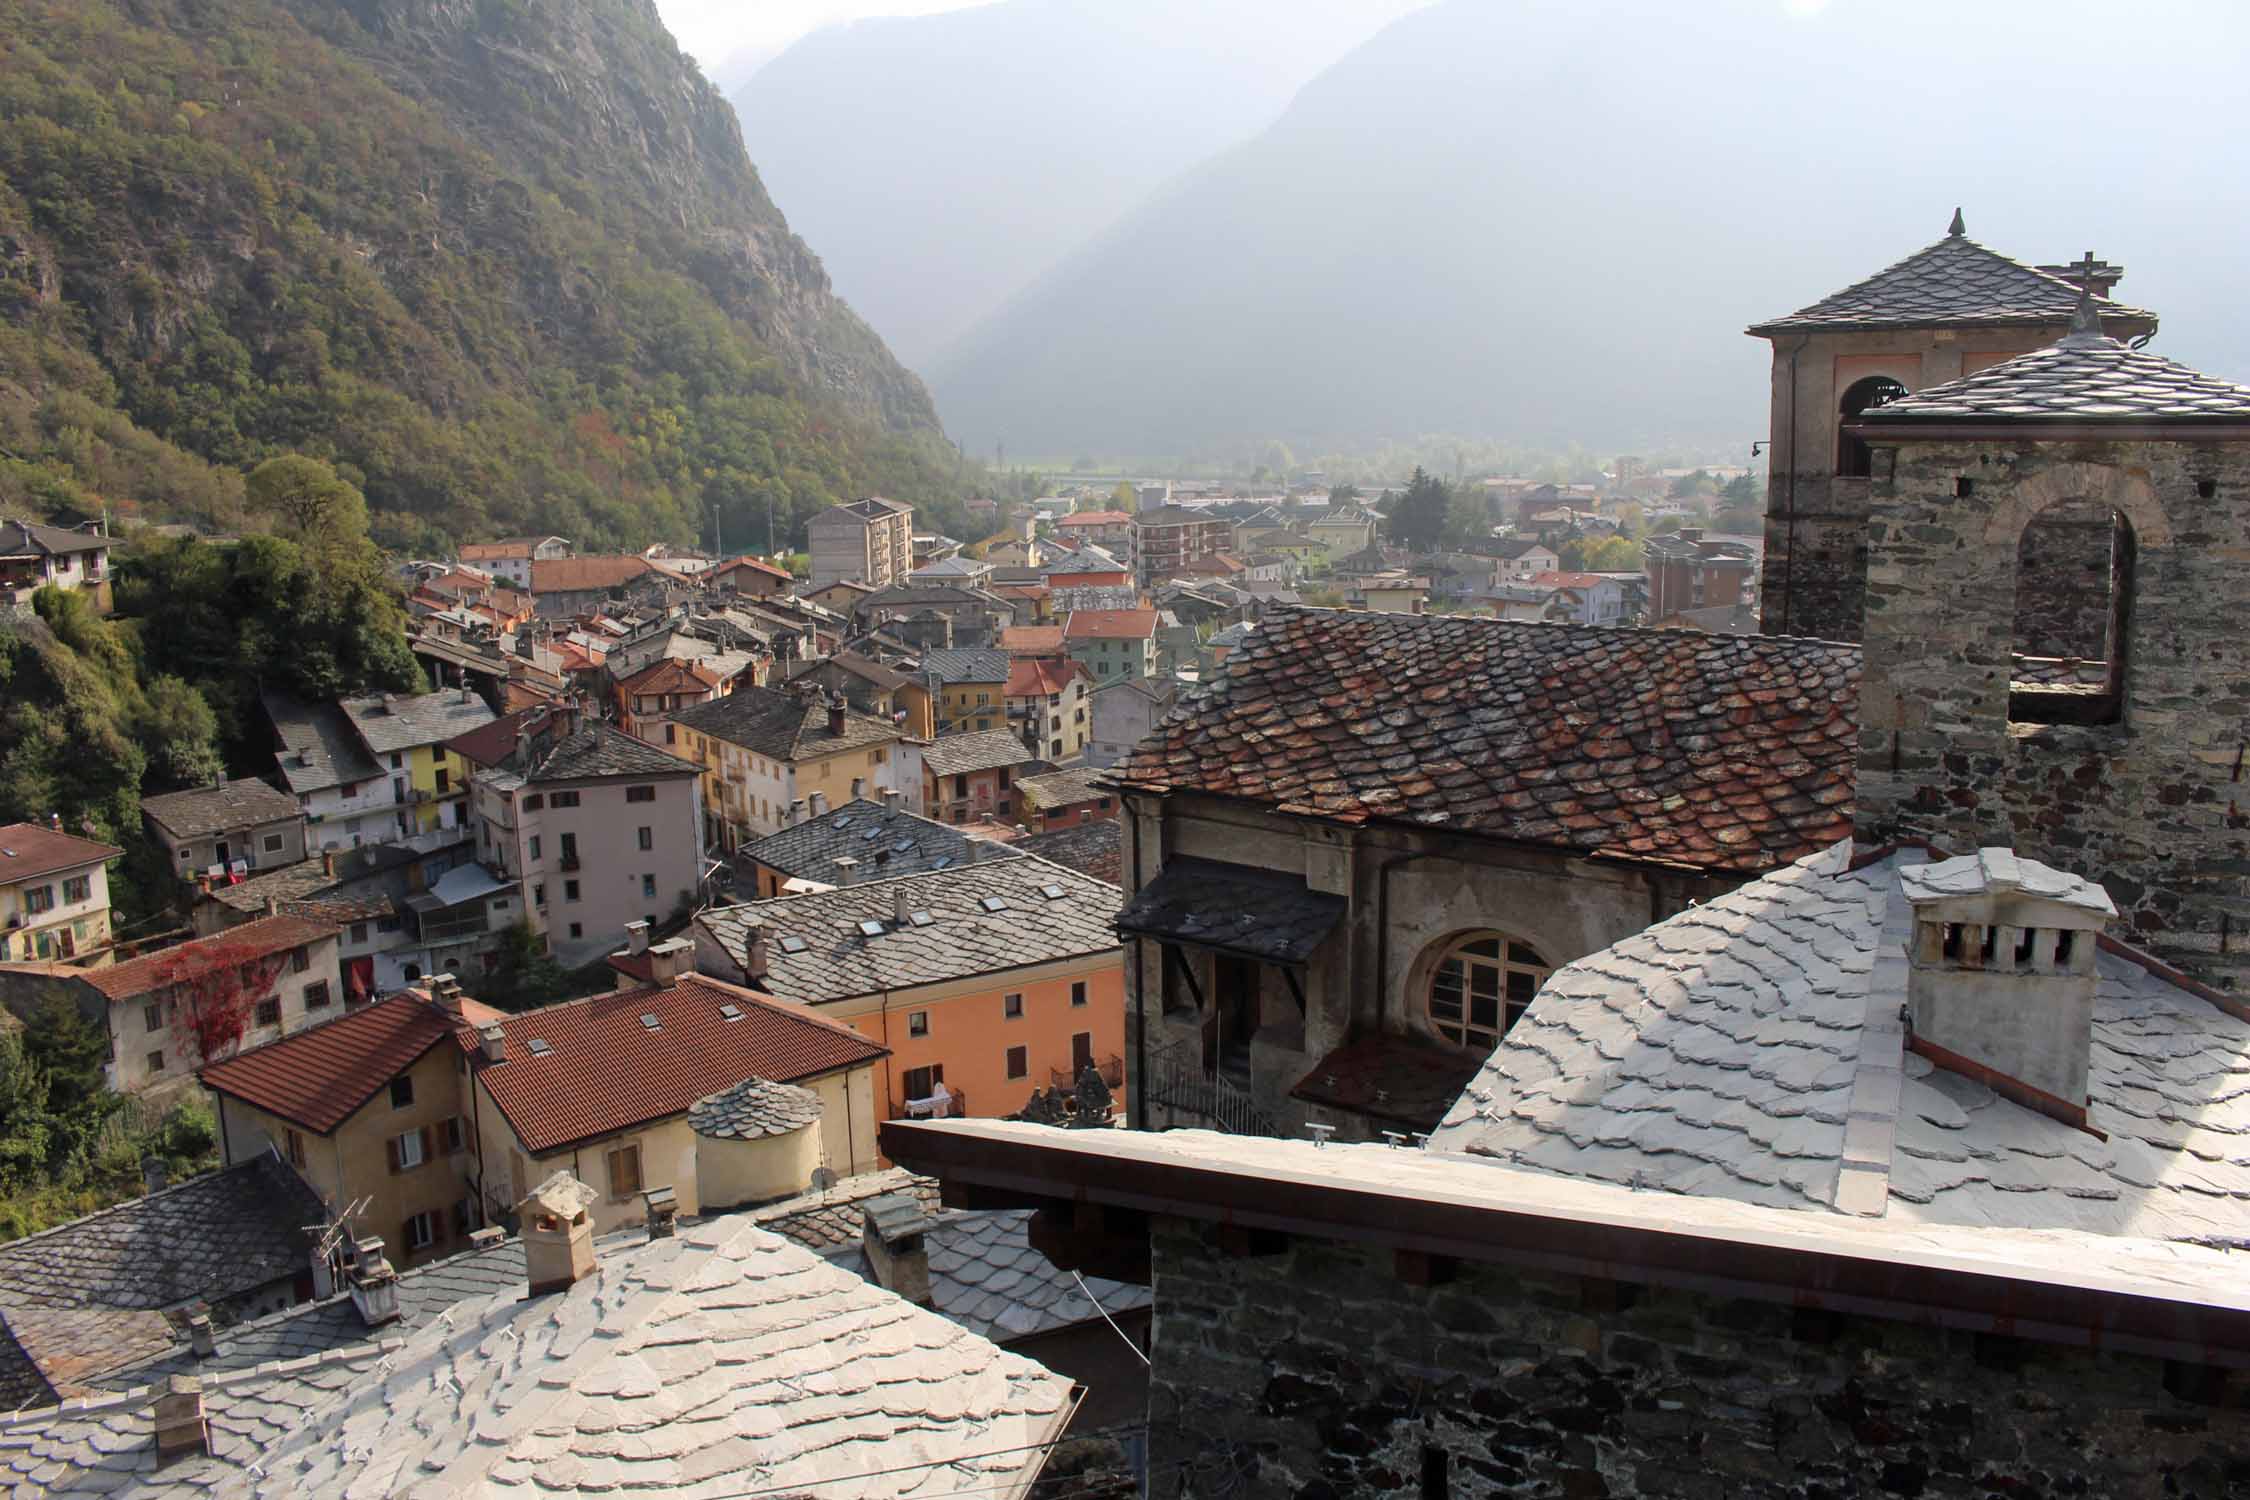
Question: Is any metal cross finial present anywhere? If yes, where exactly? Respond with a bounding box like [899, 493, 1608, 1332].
[2065, 252, 2107, 340]
[2068, 250, 2103, 293]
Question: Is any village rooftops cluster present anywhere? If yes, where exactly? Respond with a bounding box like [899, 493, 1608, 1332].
[700, 856, 1121, 1007]
[669, 682, 898, 761]
[1747, 216, 2157, 335]
[921, 726, 1036, 778]
[80, 912, 337, 1004]
[1116, 607, 1861, 873]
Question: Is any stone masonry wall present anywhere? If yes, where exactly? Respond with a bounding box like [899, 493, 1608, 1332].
[1147, 1217, 2249, 1499]
[1851, 439, 2250, 990]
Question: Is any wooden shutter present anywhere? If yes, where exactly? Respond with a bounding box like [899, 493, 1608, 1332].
[400, 1217, 414, 1253]
[431, 1209, 448, 1245]
[418, 1125, 435, 1164]
[386, 1135, 402, 1174]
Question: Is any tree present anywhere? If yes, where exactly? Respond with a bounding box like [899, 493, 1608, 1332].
[1327, 482, 1360, 506]
[1109, 482, 1137, 511]
[1713, 505, 1760, 536]
[1386, 467, 1452, 553]
[1669, 468, 1716, 499]
[247, 455, 370, 556]
[1721, 471, 1759, 506]
[152, 939, 286, 1068]
[1583, 535, 1641, 572]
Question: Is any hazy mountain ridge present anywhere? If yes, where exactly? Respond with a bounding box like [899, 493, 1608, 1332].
[926, 0, 2250, 462]
[0, 0, 967, 551]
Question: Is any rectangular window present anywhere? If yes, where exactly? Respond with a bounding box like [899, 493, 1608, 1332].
[145, 1049, 164, 1076]
[304, 980, 331, 1009]
[560, 832, 579, 865]
[439, 1116, 465, 1154]
[391, 753, 404, 770]
[22, 885, 53, 915]
[607, 1144, 643, 1199]
[435, 767, 450, 794]
[1004, 992, 1023, 1019]
[664, 724, 677, 744]
[568, 922, 583, 939]
[564, 879, 580, 902]
[291, 946, 310, 974]
[1071, 981, 1088, 1008]
[626, 785, 656, 803]
[551, 791, 581, 809]
[394, 1128, 426, 1171]
[637, 826, 653, 851]
[533, 884, 546, 907]
[145, 1002, 164, 1033]
[391, 1076, 415, 1109]
[404, 1210, 434, 1250]
[522, 793, 544, 812]
[641, 874, 657, 899]
[284, 1128, 306, 1169]
[1006, 1045, 1028, 1080]
[62, 875, 91, 903]
[528, 834, 542, 860]
[254, 997, 281, 1028]
[908, 1010, 930, 1038]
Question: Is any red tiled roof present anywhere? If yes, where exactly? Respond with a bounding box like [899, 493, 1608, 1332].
[1007, 657, 1084, 698]
[83, 914, 339, 1002]
[618, 657, 722, 697]
[1056, 510, 1133, 527]
[1000, 625, 1066, 655]
[467, 973, 888, 1153]
[1115, 608, 1861, 874]
[712, 553, 792, 583]
[1064, 608, 1159, 641]
[444, 706, 548, 768]
[1528, 571, 1609, 590]
[528, 556, 680, 594]
[0, 824, 122, 885]
[197, 991, 497, 1133]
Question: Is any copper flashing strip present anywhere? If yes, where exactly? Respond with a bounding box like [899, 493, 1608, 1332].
[1906, 1032, 2102, 1138]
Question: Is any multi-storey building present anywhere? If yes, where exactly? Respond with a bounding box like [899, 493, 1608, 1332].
[671, 685, 913, 850]
[455, 536, 572, 590]
[0, 823, 119, 964]
[807, 496, 913, 589]
[1129, 506, 1231, 585]
[1643, 527, 1759, 624]
[921, 730, 1037, 826]
[267, 688, 496, 852]
[1006, 657, 1092, 762]
[141, 778, 306, 881]
[1064, 608, 1159, 682]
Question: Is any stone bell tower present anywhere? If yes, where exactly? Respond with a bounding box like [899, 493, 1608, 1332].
[1745, 212, 2156, 642]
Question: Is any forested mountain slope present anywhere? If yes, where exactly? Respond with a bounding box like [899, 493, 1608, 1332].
[0, 0, 970, 551]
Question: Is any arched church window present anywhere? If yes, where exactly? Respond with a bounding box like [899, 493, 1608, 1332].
[1426, 933, 1551, 1051]
[1836, 376, 1908, 478]
[2009, 502, 2133, 726]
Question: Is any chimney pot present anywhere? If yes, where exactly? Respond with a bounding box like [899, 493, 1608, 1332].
[321, 847, 335, 877]
[151, 1375, 209, 1464]
[521, 1172, 600, 1294]
[642, 1185, 679, 1240]
[427, 974, 463, 1018]
[478, 1022, 506, 1063]
[893, 884, 910, 927]
[826, 696, 847, 737]
[347, 1240, 402, 1327]
[624, 919, 651, 956]
[468, 1225, 506, 1252]
[809, 791, 829, 818]
[851, 776, 866, 801]
[264, 896, 280, 918]
[742, 918, 770, 983]
[861, 1193, 933, 1305]
[647, 937, 693, 987]
[186, 1312, 216, 1358]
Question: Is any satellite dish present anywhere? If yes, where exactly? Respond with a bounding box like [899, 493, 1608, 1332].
[809, 1166, 838, 1192]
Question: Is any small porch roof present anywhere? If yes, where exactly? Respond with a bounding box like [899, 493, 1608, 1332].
[1115, 856, 1345, 965]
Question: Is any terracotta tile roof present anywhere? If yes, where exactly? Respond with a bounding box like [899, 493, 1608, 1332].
[1000, 625, 1067, 656]
[1114, 607, 1861, 874]
[458, 536, 563, 559]
[1526, 571, 1607, 590]
[1748, 226, 2155, 335]
[527, 555, 680, 594]
[1857, 327, 2250, 424]
[470, 974, 887, 1153]
[711, 553, 793, 583]
[1006, 657, 1083, 698]
[0, 825, 121, 885]
[440, 705, 545, 768]
[199, 991, 458, 1133]
[1056, 510, 1133, 527]
[616, 656, 721, 697]
[1064, 608, 1159, 641]
[83, 914, 338, 1003]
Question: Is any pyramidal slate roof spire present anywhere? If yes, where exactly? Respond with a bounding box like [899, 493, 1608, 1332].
[1948, 206, 1966, 237]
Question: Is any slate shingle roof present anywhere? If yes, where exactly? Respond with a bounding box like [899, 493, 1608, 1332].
[1855, 329, 2250, 424]
[0, 1210, 1072, 1499]
[1116, 607, 1861, 874]
[0, 518, 106, 556]
[671, 683, 900, 763]
[1015, 768, 1110, 809]
[263, 693, 381, 795]
[338, 688, 496, 756]
[735, 798, 1020, 883]
[926, 1208, 1152, 1344]
[701, 857, 1122, 1007]
[528, 723, 699, 781]
[688, 1076, 823, 1140]
[1116, 856, 1345, 964]
[1430, 842, 2250, 1243]
[922, 728, 1036, 777]
[1747, 229, 2156, 334]
[1013, 820, 1123, 888]
[920, 646, 1011, 684]
[138, 779, 300, 839]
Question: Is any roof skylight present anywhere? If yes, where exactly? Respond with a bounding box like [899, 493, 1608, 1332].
[527, 1038, 553, 1056]
[980, 895, 1009, 913]
[857, 919, 887, 938]
[779, 935, 809, 954]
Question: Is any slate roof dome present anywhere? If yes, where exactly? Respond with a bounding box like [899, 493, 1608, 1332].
[689, 1076, 824, 1140]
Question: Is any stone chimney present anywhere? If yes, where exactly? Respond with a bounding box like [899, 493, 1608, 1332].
[882, 788, 904, 811]
[346, 1237, 402, 1327]
[809, 791, 829, 818]
[1902, 848, 2115, 1129]
[850, 776, 866, 801]
[185, 1312, 216, 1358]
[141, 1156, 168, 1196]
[151, 1375, 208, 1465]
[520, 1172, 600, 1295]
[321, 848, 336, 877]
[642, 1185, 678, 1240]
[827, 694, 847, 737]
[623, 919, 650, 956]
[426, 973, 463, 1020]
[478, 1022, 506, 1063]
[647, 936, 693, 987]
[861, 1193, 933, 1305]
[741, 917, 769, 983]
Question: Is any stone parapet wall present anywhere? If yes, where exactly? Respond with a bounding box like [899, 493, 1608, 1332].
[1148, 1217, 2247, 1499]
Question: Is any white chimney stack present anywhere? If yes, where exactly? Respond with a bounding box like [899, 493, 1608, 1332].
[623, 919, 651, 955]
[521, 1172, 600, 1295]
[479, 1022, 506, 1063]
[647, 937, 693, 987]
[346, 1238, 402, 1327]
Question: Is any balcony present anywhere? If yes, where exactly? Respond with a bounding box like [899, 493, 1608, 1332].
[1050, 1054, 1124, 1091]
[891, 1087, 967, 1122]
[558, 852, 581, 872]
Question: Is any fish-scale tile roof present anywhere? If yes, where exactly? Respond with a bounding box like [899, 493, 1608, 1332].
[139, 779, 300, 839]
[688, 1077, 823, 1140]
[1747, 228, 2155, 334]
[922, 728, 1037, 777]
[1013, 820, 1123, 888]
[1431, 843, 2250, 1243]
[670, 683, 900, 763]
[700, 857, 1121, 1007]
[0, 1210, 1073, 1499]
[927, 1208, 1152, 1344]
[1115, 607, 1860, 874]
[1856, 330, 2250, 424]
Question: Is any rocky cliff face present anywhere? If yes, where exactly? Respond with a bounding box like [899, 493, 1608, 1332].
[319, 0, 936, 431]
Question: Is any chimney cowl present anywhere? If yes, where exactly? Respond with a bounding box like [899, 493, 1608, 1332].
[861, 1193, 934, 1305]
[623, 919, 651, 956]
[521, 1172, 600, 1295]
[1901, 848, 2115, 1126]
[647, 937, 693, 987]
[478, 1022, 506, 1063]
[151, 1375, 209, 1465]
[185, 1312, 216, 1359]
[742, 918, 770, 982]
